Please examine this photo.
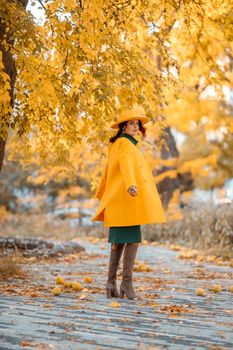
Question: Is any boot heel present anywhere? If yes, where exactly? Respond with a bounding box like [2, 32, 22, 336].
[119, 287, 124, 299]
[106, 288, 113, 298]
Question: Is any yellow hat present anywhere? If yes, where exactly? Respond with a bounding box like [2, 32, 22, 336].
[111, 107, 150, 129]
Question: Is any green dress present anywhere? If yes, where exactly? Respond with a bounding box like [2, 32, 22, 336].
[108, 132, 142, 244]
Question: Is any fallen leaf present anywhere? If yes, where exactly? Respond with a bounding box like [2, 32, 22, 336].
[51, 287, 62, 296]
[30, 292, 39, 298]
[197, 255, 206, 262]
[178, 250, 197, 259]
[159, 304, 190, 315]
[196, 288, 205, 296]
[72, 282, 83, 291]
[79, 293, 87, 300]
[224, 309, 233, 315]
[169, 244, 182, 251]
[56, 276, 65, 285]
[210, 284, 222, 293]
[134, 263, 153, 272]
[19, 340, 33, 347]
[85, 276, 92, 283]
[43, 304, 53, 308]
[110, 301, 121, 308]
[206, 255, 217, 262]
[64, 281, 73, 288]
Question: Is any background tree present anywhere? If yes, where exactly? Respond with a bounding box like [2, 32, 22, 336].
[0, 0, 29, 170]
[0, 0, 232, 207]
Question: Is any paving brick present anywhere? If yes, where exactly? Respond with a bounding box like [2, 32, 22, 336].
[0, 239, 233, 349]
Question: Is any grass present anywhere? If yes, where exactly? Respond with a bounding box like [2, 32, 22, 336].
[0, 254, 28, 281]
[0, 212, 105, 241]
[143, 202, 233, 259]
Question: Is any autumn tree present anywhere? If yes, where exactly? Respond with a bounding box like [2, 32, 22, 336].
[162, 4, 233, 194]
[149, 0, 233, 204]
[0, 0, 232, 204]
[0, 0, 29, 170]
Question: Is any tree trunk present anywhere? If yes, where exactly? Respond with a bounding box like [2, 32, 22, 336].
[156, 127, 179, 208]
[0, 0, 28, 172]
[0, 139, 5, 173]
[157, 127, 193, 208]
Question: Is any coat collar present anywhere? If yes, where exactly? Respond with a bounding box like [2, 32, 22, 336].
[119, 132, 138, 145]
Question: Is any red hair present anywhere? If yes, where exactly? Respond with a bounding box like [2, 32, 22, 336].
[139, 120, 147, 137]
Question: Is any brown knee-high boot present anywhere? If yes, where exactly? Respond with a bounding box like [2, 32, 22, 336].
[106, 243, 125, 298]
[120, 243, 139, 300]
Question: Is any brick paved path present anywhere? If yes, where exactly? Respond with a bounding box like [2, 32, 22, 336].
[0, 239, 233, 350]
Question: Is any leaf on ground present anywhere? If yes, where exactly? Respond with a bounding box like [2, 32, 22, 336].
[137, 286, 148, 291]
[43, 304, 54, 308]
[119, 317, 130, 323]
[79, 293, 88, 300]
[56, 276, 65, 285]
[72, 282, 83, 291]
[178, 250, 198, 259]
[144, 293, 160, 299]
[110, 301, 121, 308]
[145, 301, 160, 308]
[63, 281, 73, 288]
[209, 284, 222, 293]
[159, 304, 190, 315]
[134, 263, 153, 272]
[196, 288, 205, 296]
[19, 340, 52, 349]
[51, 287, 62, 296]
[169, 244, 182, 251]
[20, 340, 33, 347]
[122, 327, 133, 331]
[84, 276, 92, 283]
[224, 309, 233, 315]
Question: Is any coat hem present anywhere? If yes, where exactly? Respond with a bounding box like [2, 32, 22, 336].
[102, 219, 166, 227]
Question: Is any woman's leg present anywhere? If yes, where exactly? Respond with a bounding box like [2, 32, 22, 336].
[106, 243, 125, 298]
[120, 243, 139, 300]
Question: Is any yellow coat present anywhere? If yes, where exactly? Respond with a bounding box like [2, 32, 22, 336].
[91, 135, 166, 227]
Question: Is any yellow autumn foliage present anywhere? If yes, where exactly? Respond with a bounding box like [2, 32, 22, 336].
[0, 0, 233, 201]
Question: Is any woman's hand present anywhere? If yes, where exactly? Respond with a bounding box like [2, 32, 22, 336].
[127, 185, 138, 197]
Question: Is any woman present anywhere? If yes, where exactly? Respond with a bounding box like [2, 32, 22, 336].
[91, 108, 166, 300]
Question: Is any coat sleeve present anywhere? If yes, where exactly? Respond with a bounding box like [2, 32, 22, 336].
[95, 144, 112, 200]
[118, 139, 137, 191]
[95, 163, 108, 200]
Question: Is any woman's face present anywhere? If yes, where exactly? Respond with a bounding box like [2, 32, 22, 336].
[124, 119, 139, 137]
